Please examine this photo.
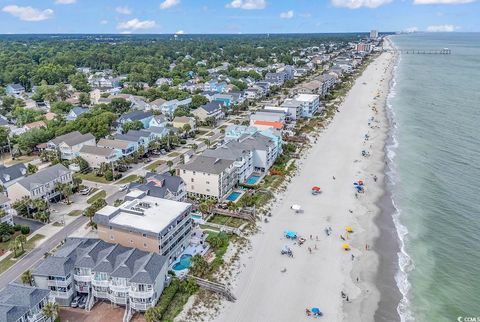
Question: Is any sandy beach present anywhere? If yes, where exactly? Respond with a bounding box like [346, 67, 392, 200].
[201, 44, 398, 322]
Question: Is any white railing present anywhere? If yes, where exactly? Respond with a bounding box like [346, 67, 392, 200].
[129, 289, 154, 299]
[27, 311, 45, 322]
[110, 284, 129, 292]
[50, 288, 74, 298]
[47, 276, 73, 287]
[92, 289, 109, 299]
[74, 274, 92, 283]
[108, 293, 128, 305]
[130, 301, 155, 311]
[91, 279, 110, 287]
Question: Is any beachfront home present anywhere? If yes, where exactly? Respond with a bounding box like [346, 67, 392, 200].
[295, 94, 321, 118]
[78, 145, 121, 169]
[128, 172, 187, 202]
[7, 164, 73, 203]
[192, 101, 225, 123]
[177, 155, 237, 200]
[202, 143, 254, 184]
[229, 133, 278, 173]
[32, 237, 168, 312]
[0, 163, 27, 192]
[224, 125, 258, 142]
[0, 283, 51, 322]
[66, 107, 89, 121]
[250, 110, 286, 129]
[97, 139, 137, 157]
[94, 193, 192, 261]
[46, 131, 96, 160]
[0, 194, 14, 225]
[297, 80, 323, 96]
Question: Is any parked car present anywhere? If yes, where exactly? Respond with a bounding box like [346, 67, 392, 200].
[70, 296, 80, 308]
[119, 184, 128, 191]
[80, 187, 92, 195]
[78, 295, 87, 309]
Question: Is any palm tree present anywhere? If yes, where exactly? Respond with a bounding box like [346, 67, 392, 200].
[182, 123, 192, 137]
[191, 143, 198, 152]
[21, 270, 33, 286]
[203, 139, 211, 149]
[190, 254, 209, 278]
[17, 235, 27, 253]
[9, 240, 19, 257]
[166, 160, 174, 171]
[42, 302, 59, 320]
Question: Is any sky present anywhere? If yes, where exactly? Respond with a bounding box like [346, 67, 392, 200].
[0, 0, 478, 34]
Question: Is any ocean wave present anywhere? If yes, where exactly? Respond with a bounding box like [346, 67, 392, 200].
[385, 53, 415, 322]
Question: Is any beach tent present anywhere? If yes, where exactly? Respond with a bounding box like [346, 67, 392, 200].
[284, 230, 297, 239]
[312, 186, 321, 191]
[291, 204, 302, 211]
[345, 226, 353, 233]
[342, 243, 351, 251]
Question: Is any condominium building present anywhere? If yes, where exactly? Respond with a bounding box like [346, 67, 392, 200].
[177, 155, 237, 200]
[45, 131, 96, 160]
[94, 192, 192, 262]
[32, 238, 168, 313]
[295, 94, 321, 118]
[0, 283, 51, 322]
[0, 194, 14, 226]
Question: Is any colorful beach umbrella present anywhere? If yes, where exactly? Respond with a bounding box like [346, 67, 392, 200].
[342, 243, 351, 251]
[345, 226, 353, 233]
[312, 186, 321, 191]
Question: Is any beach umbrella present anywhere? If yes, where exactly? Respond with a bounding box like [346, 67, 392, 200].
[358, 180, 364, 185]
[342, 243, 350, 251]
[312, 308, 320, 314]
[353, 182, 358, 186]
[345, 226, 353, 233]
[312, 186, 321, 191]
[291, 204, 301, 211]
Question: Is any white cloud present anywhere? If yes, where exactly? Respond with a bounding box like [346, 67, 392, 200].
[175, 30, 185, 34]
[403, 26, 419, 32]
[227, 0, 267, 10]
[120, 31, 132, 34]
[331, 0, 392, 8]
[414, 0, 475, 4]
[117, 18, 156, 30]
[426, 24, 459, 32]
[160, 0, 181, 9]
[100, 20, 108, 25]
[2, 5, 54, 21]
[115, 6, 132, 15]
[55, 0, 76, 4]
[280, 10, 294, 19]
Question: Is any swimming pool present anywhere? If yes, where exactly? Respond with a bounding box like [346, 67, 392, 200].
[191, 214, 202, 221]
[172, 254, 192, 271]
[226, 191, 241, 201]
[246, 175, 260, 185]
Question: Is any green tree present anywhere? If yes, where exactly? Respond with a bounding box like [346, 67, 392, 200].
[122, 120, 144, 133]
[191, 95, 209, 108]
[166, 160, 173, 171]
[26, 164, 38, 175]
[42, 302, 59, 320]
[79, 92, 91, 106]
[21, 269, 33, 286]
[68, 72, 91, 92]
[51, 101, 73, 114]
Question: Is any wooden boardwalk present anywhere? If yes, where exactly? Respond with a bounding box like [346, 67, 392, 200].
[187, 275, 237, 302]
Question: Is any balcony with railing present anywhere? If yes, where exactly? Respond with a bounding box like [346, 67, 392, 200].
[129, 300, 155, 311]
[73, 273, 92, 283]
[91, 288, 109, 299]
[47, 275, 73, 287]
[129, 284, 154, 299]
[49, 288, 74, 299]
[107, 292, 128, 305]
[27, 311, 45, 322]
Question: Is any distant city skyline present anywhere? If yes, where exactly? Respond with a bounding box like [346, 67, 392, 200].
[0, 0, 478, 34]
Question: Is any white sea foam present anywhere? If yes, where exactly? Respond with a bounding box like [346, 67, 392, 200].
[385, 50, 415, 322]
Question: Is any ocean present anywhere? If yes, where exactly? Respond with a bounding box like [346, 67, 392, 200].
[387, 33, 480, 322]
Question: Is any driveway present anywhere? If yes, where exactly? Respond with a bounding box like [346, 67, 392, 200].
[60, 302, 145, 322]
[12, 216, 45, 232]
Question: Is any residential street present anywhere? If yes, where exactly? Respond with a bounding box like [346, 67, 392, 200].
[0, 215, 88, 290]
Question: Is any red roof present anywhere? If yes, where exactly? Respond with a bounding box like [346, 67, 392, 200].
[254, 120, 283, 130]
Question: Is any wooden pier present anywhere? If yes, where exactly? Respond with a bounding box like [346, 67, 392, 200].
[396, 48, 451, 54]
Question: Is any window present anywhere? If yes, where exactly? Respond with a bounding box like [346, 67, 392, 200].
[142, 233, 146, 237]
[206, 181, 210, 184]
[191, 185, 194, 189]
[144, 243, 147, 247]
[130, 240, 134, 243]
[110, 235, 114, 240]
[191, 178, 194, 182]
[109, 226, 112, 230]
[206, 189, 210, 192]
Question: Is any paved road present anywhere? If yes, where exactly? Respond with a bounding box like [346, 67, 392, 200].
[0, 215, 88, 290]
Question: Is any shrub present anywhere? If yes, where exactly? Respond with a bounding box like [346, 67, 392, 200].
[104, 169, 113, 181]
[21, 225, 30, 235]
[14, 224, 21, 231]
[1, 234, 11, 242]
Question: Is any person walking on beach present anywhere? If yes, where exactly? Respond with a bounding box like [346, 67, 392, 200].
[316, 235, 319, 241]
[340, 235, 345, 241]
[308, 247, 312, 254]
[333, 176, 336, 180]
[351, 254, 355, 261]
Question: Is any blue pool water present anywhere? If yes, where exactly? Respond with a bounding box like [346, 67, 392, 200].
[172, 254, 192, 271]
[191, 214, 202, 221]
[226, 191, 241, 201]
[246, 175, 260, 185]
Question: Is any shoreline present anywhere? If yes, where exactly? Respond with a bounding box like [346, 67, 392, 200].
[182, 45, 400, 322]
